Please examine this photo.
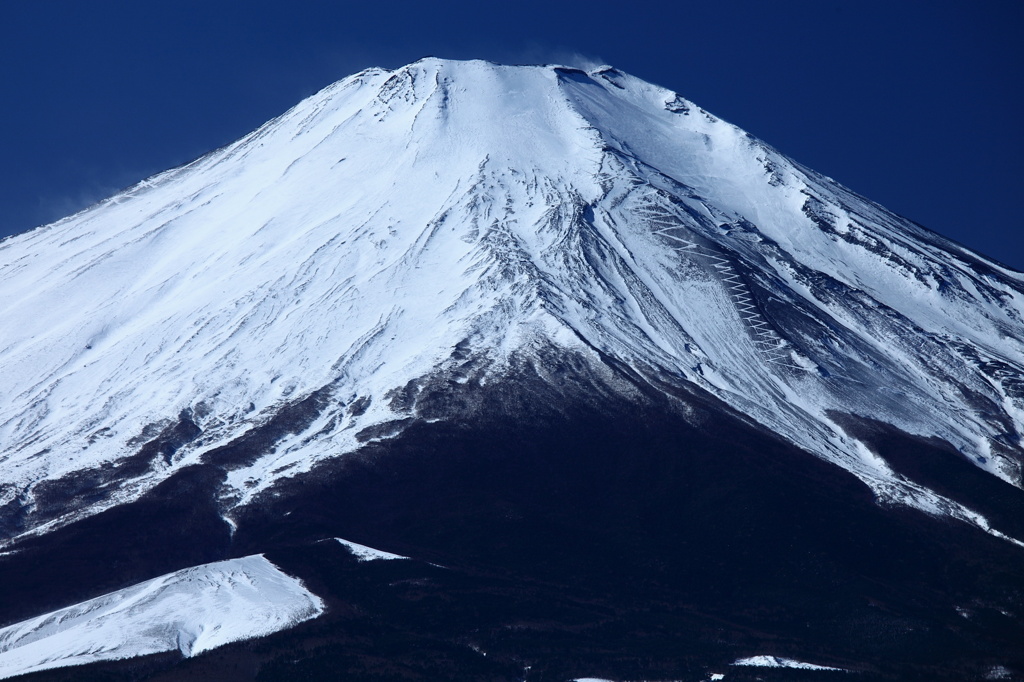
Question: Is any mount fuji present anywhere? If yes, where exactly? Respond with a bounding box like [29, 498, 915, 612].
[0, 58, 1022, 681]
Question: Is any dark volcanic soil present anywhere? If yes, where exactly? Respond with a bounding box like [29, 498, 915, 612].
[3, 356, 1022, 681]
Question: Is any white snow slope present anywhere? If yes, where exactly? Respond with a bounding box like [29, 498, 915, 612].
[1, 58, 1022, 545]
[733, 655, 844, 671]
[335, 538, 409, 562]
[0, 554, 324, 680]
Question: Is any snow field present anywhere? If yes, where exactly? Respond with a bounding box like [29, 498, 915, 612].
[0, 555, 324, 680]
[0, 57, 1021, 551]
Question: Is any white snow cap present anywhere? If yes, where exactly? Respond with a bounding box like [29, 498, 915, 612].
[0, 58, 1021, 548]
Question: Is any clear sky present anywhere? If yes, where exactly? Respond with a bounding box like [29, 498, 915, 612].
[1, 0, 1021, 269]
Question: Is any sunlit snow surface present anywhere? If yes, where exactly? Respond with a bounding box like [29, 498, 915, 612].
[0, 555, 324, 680]
[335, 537, 409, 561]
[1, 58, 1022, 547]
[733, 655, 844, 671]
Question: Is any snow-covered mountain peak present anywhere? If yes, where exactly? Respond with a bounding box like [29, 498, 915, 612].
[1, 58, 1022, 549]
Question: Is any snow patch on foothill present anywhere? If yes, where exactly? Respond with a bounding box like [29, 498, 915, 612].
[0, 555, 324, 680]
[335, 537, 409, 562]
[733, 654, 845, 671]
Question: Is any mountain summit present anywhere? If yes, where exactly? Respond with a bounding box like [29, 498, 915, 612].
[1, 58, 1022, 681]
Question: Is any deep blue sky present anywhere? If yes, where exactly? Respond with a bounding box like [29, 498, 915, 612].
[2, 0, 1021, 269]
